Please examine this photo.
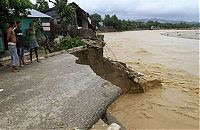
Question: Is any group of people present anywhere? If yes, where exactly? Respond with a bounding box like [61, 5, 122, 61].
[7, 21, 40, 72]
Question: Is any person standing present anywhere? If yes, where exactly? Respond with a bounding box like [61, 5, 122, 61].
[15, 21, 27, 66]
[27, 22, 39, 63]
[7, 21, 19, 72]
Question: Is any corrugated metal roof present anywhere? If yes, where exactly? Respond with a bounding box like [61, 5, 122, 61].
[28, 9, 52, 18]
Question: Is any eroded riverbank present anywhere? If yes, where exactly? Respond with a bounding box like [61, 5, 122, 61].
[71, 40, 162, 129]
[103, 30, 199, 129]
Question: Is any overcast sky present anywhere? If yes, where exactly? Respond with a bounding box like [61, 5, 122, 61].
[31, 0, 199, 22]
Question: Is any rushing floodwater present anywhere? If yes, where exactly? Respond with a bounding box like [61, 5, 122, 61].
[104, 30, 199, 76]
[103, 30, 199, 129]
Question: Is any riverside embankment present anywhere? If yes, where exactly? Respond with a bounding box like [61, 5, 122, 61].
[103, 30, 199, 129]
[0, 39, 158, 129]
[0, 53, 122, 129]
[1, 30, 198, 129]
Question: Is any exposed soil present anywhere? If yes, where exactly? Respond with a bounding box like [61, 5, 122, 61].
[72, 45, 162, 94]
[71, 40, 162, 130]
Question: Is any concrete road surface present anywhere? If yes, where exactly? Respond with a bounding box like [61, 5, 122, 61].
[0, 53, 122, 129]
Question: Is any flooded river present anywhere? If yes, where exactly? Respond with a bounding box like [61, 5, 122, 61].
[103, 30, 199, 129]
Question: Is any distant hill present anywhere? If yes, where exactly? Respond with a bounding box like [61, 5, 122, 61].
[135, 18, 199, 24]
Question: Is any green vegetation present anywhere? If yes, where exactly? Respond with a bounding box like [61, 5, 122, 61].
[24, 20, 43, 41]
[33, 0, 49, 11]
[91, 13, 200, 31]
[49, 0, 74, 32]
[91, 13, 102, 27]
[33, 20, 44, 36]
[0, 0, 32, 31]
[103, 14, 121, 30]
[58, 37, 85, 50]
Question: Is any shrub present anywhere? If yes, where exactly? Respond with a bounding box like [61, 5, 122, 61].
[58, 36, 85, 50]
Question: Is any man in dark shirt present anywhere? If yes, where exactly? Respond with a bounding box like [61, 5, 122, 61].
[15, 21, 26, 66]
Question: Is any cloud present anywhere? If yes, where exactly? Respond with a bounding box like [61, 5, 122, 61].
[31, 0, 199, 22]
[68, 0, 199, 21]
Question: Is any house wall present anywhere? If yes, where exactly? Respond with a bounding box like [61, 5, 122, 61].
[0, 37, 4, 53]
[21, 18, 32, 34]
[82, 17, 88, 29]
[22, 18, 51, 36]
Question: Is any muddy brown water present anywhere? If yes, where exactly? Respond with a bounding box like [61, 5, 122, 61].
[102, 30, 199, 129]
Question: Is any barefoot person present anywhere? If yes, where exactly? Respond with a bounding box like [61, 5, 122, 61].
[7, 21, 19, 72]
[15, 21, 27, 66]
[27, 22, 39, 63]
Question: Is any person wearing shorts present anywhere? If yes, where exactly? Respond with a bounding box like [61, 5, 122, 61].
[27, 22, 40, 63]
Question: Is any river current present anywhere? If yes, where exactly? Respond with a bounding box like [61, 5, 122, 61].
[103, 30, 199, 129]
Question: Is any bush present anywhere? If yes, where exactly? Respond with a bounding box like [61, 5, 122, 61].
[58, 36, 85, 50]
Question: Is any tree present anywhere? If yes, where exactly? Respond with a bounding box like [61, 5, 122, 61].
[120, 20, 136, 31]
[49, 0, 74, 33]
[0, 0, 32, 27]
[34, 0, 49, 11]
[103, 14, 111, 26]
[145, 21, 155, 29]
[91, 13, 102, 27]
[103, 14, 121, 30]
[110, 15, 120, 29]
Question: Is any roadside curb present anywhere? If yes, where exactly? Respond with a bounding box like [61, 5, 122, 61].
[45, 50, 67, 58]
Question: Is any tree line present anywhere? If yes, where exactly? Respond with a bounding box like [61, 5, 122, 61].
[91, 13, 200, 31]
[0, 0, 199, 32]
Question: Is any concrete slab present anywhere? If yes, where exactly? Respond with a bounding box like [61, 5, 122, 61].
[0, 53, 122, 129]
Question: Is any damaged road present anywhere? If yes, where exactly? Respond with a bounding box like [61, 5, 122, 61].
[0, 53, 122, 129]
[72, 43, 162, 94]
